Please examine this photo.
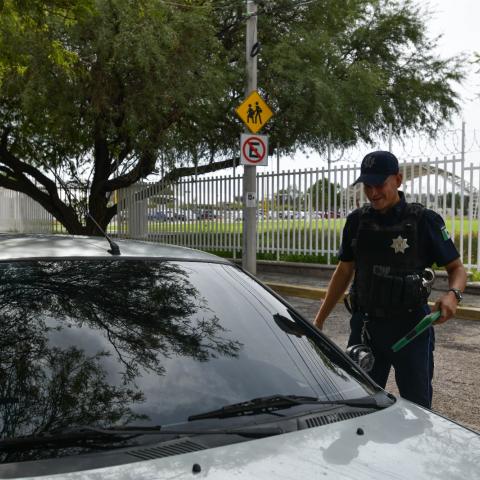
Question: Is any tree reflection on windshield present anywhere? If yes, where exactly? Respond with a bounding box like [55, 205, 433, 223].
[0, 259, 242, 461]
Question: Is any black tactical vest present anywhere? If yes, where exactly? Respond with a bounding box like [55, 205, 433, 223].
[351, 203, 428, 316]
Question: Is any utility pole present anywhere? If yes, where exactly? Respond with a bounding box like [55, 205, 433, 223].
[242, 0, 257, 274]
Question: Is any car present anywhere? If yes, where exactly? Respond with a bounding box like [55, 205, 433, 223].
[147, 211, 168, 221]
[323, 210, 340, 219]
[182, 210, 197, 221]
[278, 210, 295, 219]
[148, 211, 186, 222]
[196, 209, 216, 220]
[233, 210, 243, 221]
[165, 210, 187, 221]
[0, 233, 478, 480]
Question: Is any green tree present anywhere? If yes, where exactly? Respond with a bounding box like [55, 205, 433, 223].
[274, 185, 302, 206]
[0, 0, 230, 233]
[0, 0, 465, 234]
[305, 179, 341, 211]
[445, 192, 469, 211]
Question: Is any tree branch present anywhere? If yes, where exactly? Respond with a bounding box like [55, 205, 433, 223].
[105, 155, 240, 194]
[103, 151, 158, 192]
[0, 141, 61, 199]
[163, 156, 240, 183]
[0, 140, 84, 232]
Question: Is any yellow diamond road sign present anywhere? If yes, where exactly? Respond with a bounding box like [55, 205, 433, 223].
[235, 91, 273, 133]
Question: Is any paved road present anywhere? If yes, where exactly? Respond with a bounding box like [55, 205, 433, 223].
[257, 271, 480, 432]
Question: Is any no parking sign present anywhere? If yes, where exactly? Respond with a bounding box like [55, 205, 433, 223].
[240, 134, 269, 166]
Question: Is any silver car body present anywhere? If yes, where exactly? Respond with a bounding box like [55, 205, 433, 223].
[29, 400, 476, 480]
[0, 234, 478, 480]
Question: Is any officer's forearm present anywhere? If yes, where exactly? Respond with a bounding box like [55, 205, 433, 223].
[314, 261, 354, 329]
[445, 258, 467, 291]
[433, 258, 467, 324]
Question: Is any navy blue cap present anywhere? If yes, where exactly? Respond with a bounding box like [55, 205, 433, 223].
[353, 151, 399, 186]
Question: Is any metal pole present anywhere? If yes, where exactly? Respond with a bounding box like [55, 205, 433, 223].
[388, 123, 393, 152]
[276, 142, 280, 261]
[242, 0, 257, 273]
[327, 133, 331, 168]
[459, 121, 466, 262]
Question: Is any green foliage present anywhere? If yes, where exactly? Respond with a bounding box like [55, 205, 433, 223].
[0, 0, 229, 233]
[0, 0, 466, 234]
[305, 179, 341, 211]
[249, 0, 465, 151]
[470, 270, 480, 282]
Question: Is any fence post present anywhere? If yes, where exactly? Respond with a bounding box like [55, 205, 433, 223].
[460, 122, 466, 262]
[276, 143, 280, 261]
[126, 184, 147, 239]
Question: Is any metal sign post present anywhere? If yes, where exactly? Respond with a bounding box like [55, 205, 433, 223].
[242, 0, 258, 274]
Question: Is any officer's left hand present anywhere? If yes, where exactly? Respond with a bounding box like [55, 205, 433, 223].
[432, 293, 458, 324]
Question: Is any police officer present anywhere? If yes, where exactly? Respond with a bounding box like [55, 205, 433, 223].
[314, 151, 467, 408]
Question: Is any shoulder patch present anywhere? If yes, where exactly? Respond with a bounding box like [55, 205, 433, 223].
[441, 225, 450, 241]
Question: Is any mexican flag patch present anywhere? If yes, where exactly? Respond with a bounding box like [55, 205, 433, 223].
[441, 226, 450, 241]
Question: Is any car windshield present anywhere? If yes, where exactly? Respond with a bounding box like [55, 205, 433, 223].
[0, 258, 376, 463]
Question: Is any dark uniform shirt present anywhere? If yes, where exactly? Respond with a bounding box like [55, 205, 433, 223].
[338, 191, 460, 269]
[340, 192, 457, 409]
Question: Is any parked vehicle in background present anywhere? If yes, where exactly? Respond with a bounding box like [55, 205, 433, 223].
[148, 211, 186, 222]
[182, 210, 197, 221]
[148, 211, 168, 221]
[0, 234, 478, 480]
[172, 211, 187, 221]
[312, 210, 340, 219]
[278, 210, 296, 219]
[196, 209, 217, 220]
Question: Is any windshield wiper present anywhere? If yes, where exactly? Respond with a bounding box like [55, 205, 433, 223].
[188, 394, 389, 421]
[0, 425, 283, 451]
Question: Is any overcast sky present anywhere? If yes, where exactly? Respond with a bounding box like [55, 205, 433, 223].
[429, 0, 480, 125]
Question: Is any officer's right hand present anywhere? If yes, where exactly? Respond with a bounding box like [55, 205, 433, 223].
[432, 293, 458, 324]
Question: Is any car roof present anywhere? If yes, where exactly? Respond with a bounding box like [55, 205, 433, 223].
[0, 234, 227, 262]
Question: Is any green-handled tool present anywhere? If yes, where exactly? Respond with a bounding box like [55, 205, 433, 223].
[392, 311, 441, 353]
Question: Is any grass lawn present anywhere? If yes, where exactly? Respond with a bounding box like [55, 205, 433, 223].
[144, 217, 478, 238]
[51, 215, 480, 268]
[446, 218, 480, 236]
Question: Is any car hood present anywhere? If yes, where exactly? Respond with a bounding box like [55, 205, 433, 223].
[8, 399, 480, 480]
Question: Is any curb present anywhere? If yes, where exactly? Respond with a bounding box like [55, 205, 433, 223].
[265, 282, 480, 322]
[231, 258, 480, 294]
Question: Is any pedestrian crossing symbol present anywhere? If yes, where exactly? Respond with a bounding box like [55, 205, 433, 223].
[235, 91, 273, 133]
